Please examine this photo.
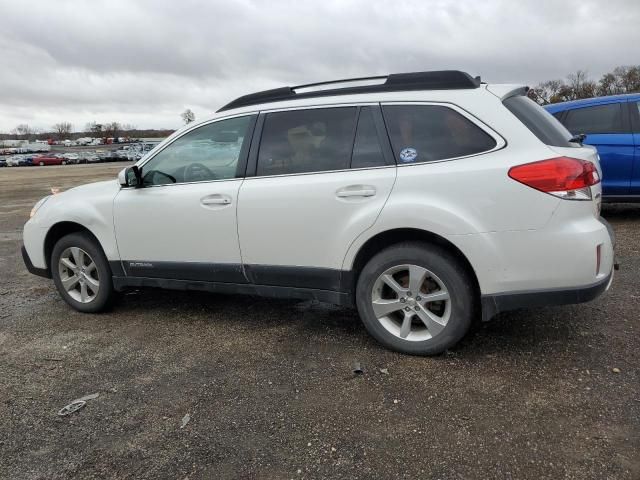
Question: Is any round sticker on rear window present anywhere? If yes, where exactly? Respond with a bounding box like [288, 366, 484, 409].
[399, 147, 417, 163]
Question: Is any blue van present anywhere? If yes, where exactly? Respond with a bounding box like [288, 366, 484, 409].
[545, 94, 640, 201]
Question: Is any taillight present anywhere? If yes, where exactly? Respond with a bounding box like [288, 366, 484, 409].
[508, 156, 600, 200]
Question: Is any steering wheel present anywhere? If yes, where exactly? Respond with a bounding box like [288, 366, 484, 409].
[184, 162, 216, 182]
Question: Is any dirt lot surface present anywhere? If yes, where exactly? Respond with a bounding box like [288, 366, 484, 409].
[1, 164, 638, 479]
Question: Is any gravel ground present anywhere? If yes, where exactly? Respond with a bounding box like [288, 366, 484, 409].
[0, 164, 638, 479]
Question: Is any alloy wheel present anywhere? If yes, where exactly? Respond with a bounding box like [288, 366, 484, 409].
[58, 247, 100, 303]
[371, 264, 451, 341]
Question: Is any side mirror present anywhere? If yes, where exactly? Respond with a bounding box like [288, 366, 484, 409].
[118, 166, 141, 188]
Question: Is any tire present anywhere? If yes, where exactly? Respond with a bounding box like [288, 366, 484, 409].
[39, 161, 44, 166]
[61, 160, 67, 165]
[51, 232, 114, 313]
[355, 242, 475, 356]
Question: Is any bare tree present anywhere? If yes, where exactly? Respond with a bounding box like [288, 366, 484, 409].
[529, 79, 565, 105]
[566, 70, 597, 100]
[597, 73, 620, 96]
[53, 122, 73, 140]
[103, 122, 121, 139]
[613, 65, 640, 93]
[13, 124, 34, 138]
[181, 109, 195, 124]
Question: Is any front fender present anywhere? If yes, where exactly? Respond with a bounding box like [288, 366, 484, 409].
[23, 180, 120, 269]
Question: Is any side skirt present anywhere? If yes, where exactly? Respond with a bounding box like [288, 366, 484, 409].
[112, 276, 353, 307]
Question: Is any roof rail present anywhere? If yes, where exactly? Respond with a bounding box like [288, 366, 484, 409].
[217, 70, 481, 112]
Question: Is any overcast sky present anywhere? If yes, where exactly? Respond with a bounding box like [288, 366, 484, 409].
[0, 0, 638, 132]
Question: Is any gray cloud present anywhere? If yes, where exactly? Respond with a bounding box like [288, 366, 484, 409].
[0, 0, 638, 131]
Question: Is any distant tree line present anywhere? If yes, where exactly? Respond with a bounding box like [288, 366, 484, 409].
[528, 65, 640, 105]
[0, 121, 175, 142]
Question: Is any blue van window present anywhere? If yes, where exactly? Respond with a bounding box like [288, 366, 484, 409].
[563, 103, 626, 135]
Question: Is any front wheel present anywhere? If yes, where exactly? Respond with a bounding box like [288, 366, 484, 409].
[356, 242, 475, 355]
[51, 232, 114, 313]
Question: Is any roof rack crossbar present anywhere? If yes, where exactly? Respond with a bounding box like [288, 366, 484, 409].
[217, 70, 480, 112]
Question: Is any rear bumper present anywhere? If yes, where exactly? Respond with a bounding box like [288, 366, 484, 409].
[480, 215, 615, 321]
[21, 245, 50, 278]
[481, 268, 613, 320]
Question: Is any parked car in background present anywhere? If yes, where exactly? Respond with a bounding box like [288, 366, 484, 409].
[5, 156, 20, 166]
[102, 151, 119, 162]
[115, 147, 130, 159]
[85, 154, 100, 163]
[0, 158, 6, 167]
[34, 155, 66, 166]
[7, 155, 33, 167]
[22, 70, 614, 355]
[62, 153, 80, 164]
[545, 93, 640, 201]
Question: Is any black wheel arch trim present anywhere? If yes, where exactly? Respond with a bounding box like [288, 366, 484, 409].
[21, 245, 51, 278]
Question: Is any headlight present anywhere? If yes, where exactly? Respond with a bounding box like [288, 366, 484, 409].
[30, 195, 51, 218]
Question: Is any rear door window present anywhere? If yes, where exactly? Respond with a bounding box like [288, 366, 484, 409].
[563, 103, 627, 134]
[382, 105, 497, 164]
[257, 107, 357, 176]
[503, 95, 573, 147]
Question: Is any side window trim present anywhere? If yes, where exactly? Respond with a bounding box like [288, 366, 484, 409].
[626, 100, 640, 133]
[236, 114, 259, 178]
[380, 101, 506, 165]
[347, 106, 363, 168]
[245, 113, 266, 178]
[371, 104, 396, 166]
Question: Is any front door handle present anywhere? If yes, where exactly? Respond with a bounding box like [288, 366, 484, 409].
[201, 194, 232, 206]
[336, 185, 377, 198]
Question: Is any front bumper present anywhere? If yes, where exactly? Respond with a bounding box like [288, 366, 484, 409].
[21, 245, 50, 278]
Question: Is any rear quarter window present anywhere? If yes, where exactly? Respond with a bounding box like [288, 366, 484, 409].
[382, 105, 497, 164]
[503, 95, 573, 147]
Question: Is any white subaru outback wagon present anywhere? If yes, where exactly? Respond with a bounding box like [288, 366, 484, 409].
[23, 70, 615, 355]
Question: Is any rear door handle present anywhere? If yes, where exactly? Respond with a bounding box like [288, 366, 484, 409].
[336, 185, 377, 198]
[201, 194, 232, 206]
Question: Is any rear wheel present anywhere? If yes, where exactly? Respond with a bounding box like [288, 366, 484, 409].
[356, 242, 475, 355]
[51, 232, 114, 313]
[61, 160, 67, 165]
[39, 161, 44, 166]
